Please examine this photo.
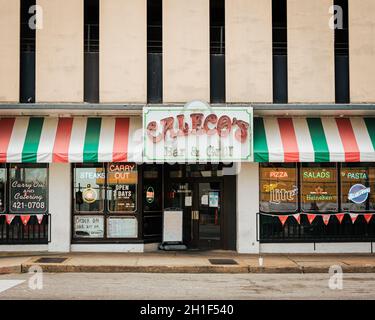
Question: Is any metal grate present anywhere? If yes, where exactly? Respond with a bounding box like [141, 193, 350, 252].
[208, 259, 238, 265]
[35, 257, 67, 264]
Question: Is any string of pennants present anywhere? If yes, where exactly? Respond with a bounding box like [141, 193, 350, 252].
[0, 214, 45, 226]
[261, 212, 375, 226]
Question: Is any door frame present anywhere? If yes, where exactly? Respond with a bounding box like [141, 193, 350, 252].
[164, 169, 225, 250]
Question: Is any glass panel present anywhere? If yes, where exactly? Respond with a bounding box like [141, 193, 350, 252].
[107, 216, 138, 238]
[73, 215, 104, 238]
[143, 165, 162, 212]
[198, 182, 220, 241]
[9, 165, 48, 214]
[186, 164, 223, 177]
[341, 164, 374, 212]
[301, 164, 338, 212]
[107, 163, 137, 213]
[74, 164, 105, 213]
[259, 164, 298, 213]
[165, 183, 192, 209]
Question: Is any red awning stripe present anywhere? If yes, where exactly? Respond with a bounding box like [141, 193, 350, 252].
[335, 118, 361, 162]
[0, 118, 15, 163]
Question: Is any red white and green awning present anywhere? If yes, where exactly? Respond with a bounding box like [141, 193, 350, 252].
[254, 117, 375, 162]
[0, 117, 142, 163]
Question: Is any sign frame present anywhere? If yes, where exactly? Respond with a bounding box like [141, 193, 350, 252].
[143, 103, 253, 162]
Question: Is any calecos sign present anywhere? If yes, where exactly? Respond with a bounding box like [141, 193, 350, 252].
[143, 101, 253, 162]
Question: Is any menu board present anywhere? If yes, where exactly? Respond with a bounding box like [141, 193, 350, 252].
[10, 168, 48, 214]
[259, 167, 298, 212]
[74, 215, 104, 238]
[107, 163, 137, 212]
[107, 217, 138, 238]
[301, 166, 337, 212]
[341, 167, 373, 211]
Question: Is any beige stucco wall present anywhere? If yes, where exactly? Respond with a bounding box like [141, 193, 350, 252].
[36, 0, 83, 102]
[0, 0, 20, 102]
[100, 0, 147, 103]
[288, 0, 335, 103]
[163, 0, 210, 103]
[349, 0, 375, 103]
[226, 0, 273, 103]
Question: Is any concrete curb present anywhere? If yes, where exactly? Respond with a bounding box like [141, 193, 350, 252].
[19, 263, 375, 274]
[0, 265, 21, 274]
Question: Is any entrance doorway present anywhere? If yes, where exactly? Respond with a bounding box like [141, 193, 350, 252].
[164, 164, 225, 249]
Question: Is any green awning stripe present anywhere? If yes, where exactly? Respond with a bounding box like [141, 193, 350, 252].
[254, 117, 269, 162]
[306, 118, 330, 162]
[22, 118, 44, 163]
[83, 118, 102, 163]
[364, 118, 375, 151]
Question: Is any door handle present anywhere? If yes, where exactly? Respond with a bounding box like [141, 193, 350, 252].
[192, 211, 199, 220]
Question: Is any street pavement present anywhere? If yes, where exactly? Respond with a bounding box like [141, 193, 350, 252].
[0, 272, 374, 299]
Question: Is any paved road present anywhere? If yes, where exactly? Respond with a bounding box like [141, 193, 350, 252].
[0, 273, 374, 299]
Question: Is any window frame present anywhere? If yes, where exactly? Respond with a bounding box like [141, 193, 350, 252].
[259, 163, 299, 214]
[8, 163, 49, 215]
[72, 163, 140, 242]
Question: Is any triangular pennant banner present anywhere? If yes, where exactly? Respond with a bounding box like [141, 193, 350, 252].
[364, 214, 373, 224]
[21, 215, 31, 226]
[6, 215, 15, 225]
[307, 214, 316, 224]
[36, 214, 44, 224]
[350, 213, 359, 224]
[293, 213, 301, 224]
[336, 213, 345, 224]
[322, 215, 331, 226]
[278, 215, 289, 226]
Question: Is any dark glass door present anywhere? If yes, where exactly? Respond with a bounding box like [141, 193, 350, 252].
[164, 179, 222, 249]
[194, 182, 222, 249]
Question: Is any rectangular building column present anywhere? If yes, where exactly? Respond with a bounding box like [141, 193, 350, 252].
[226, 0, 273, 103]
[48, 163, 71, 252]
[36, 0, 84, 102]
[237, 162, 260, 254]
[288, 0, 335, 103]
[163, 0, 210, 103]
[349, 0, 375, 102]
[0, 0, 20, 102]
[100, 0, 147, 103]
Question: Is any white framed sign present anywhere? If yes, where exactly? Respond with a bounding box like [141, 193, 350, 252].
[163, 209, 183, 243]
[107, 217, 138, 238]
[143, 101, 253, 162]
[74, 215, 104, 238]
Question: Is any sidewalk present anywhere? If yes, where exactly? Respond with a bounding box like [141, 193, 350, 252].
[0, 251, 369, 274]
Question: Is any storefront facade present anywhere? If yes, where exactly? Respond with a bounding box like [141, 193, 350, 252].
[1, 111, 374, 254]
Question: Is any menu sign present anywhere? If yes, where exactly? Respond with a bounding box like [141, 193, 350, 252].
[301, 167, 337, 212]
[260, 167, 298, 212]
[10, 173, 48, 214]
[107, 163, 137, 212]
[74, 216, 104, 238]
[107, 217, 137, 238]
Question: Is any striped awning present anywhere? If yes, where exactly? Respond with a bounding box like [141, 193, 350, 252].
[0, 117, 142, 163]
[254, 117, 375, 162]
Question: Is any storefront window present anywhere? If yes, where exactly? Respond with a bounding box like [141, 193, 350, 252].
[73, 163, 138, 240]
[74, 164, 105, 213]
[107, 163, 137, 213]
[9, 164, 48, 214]
[259, 164, 298, 213]
[341, 164, 375, 212]
[301, 164, 338, 212]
